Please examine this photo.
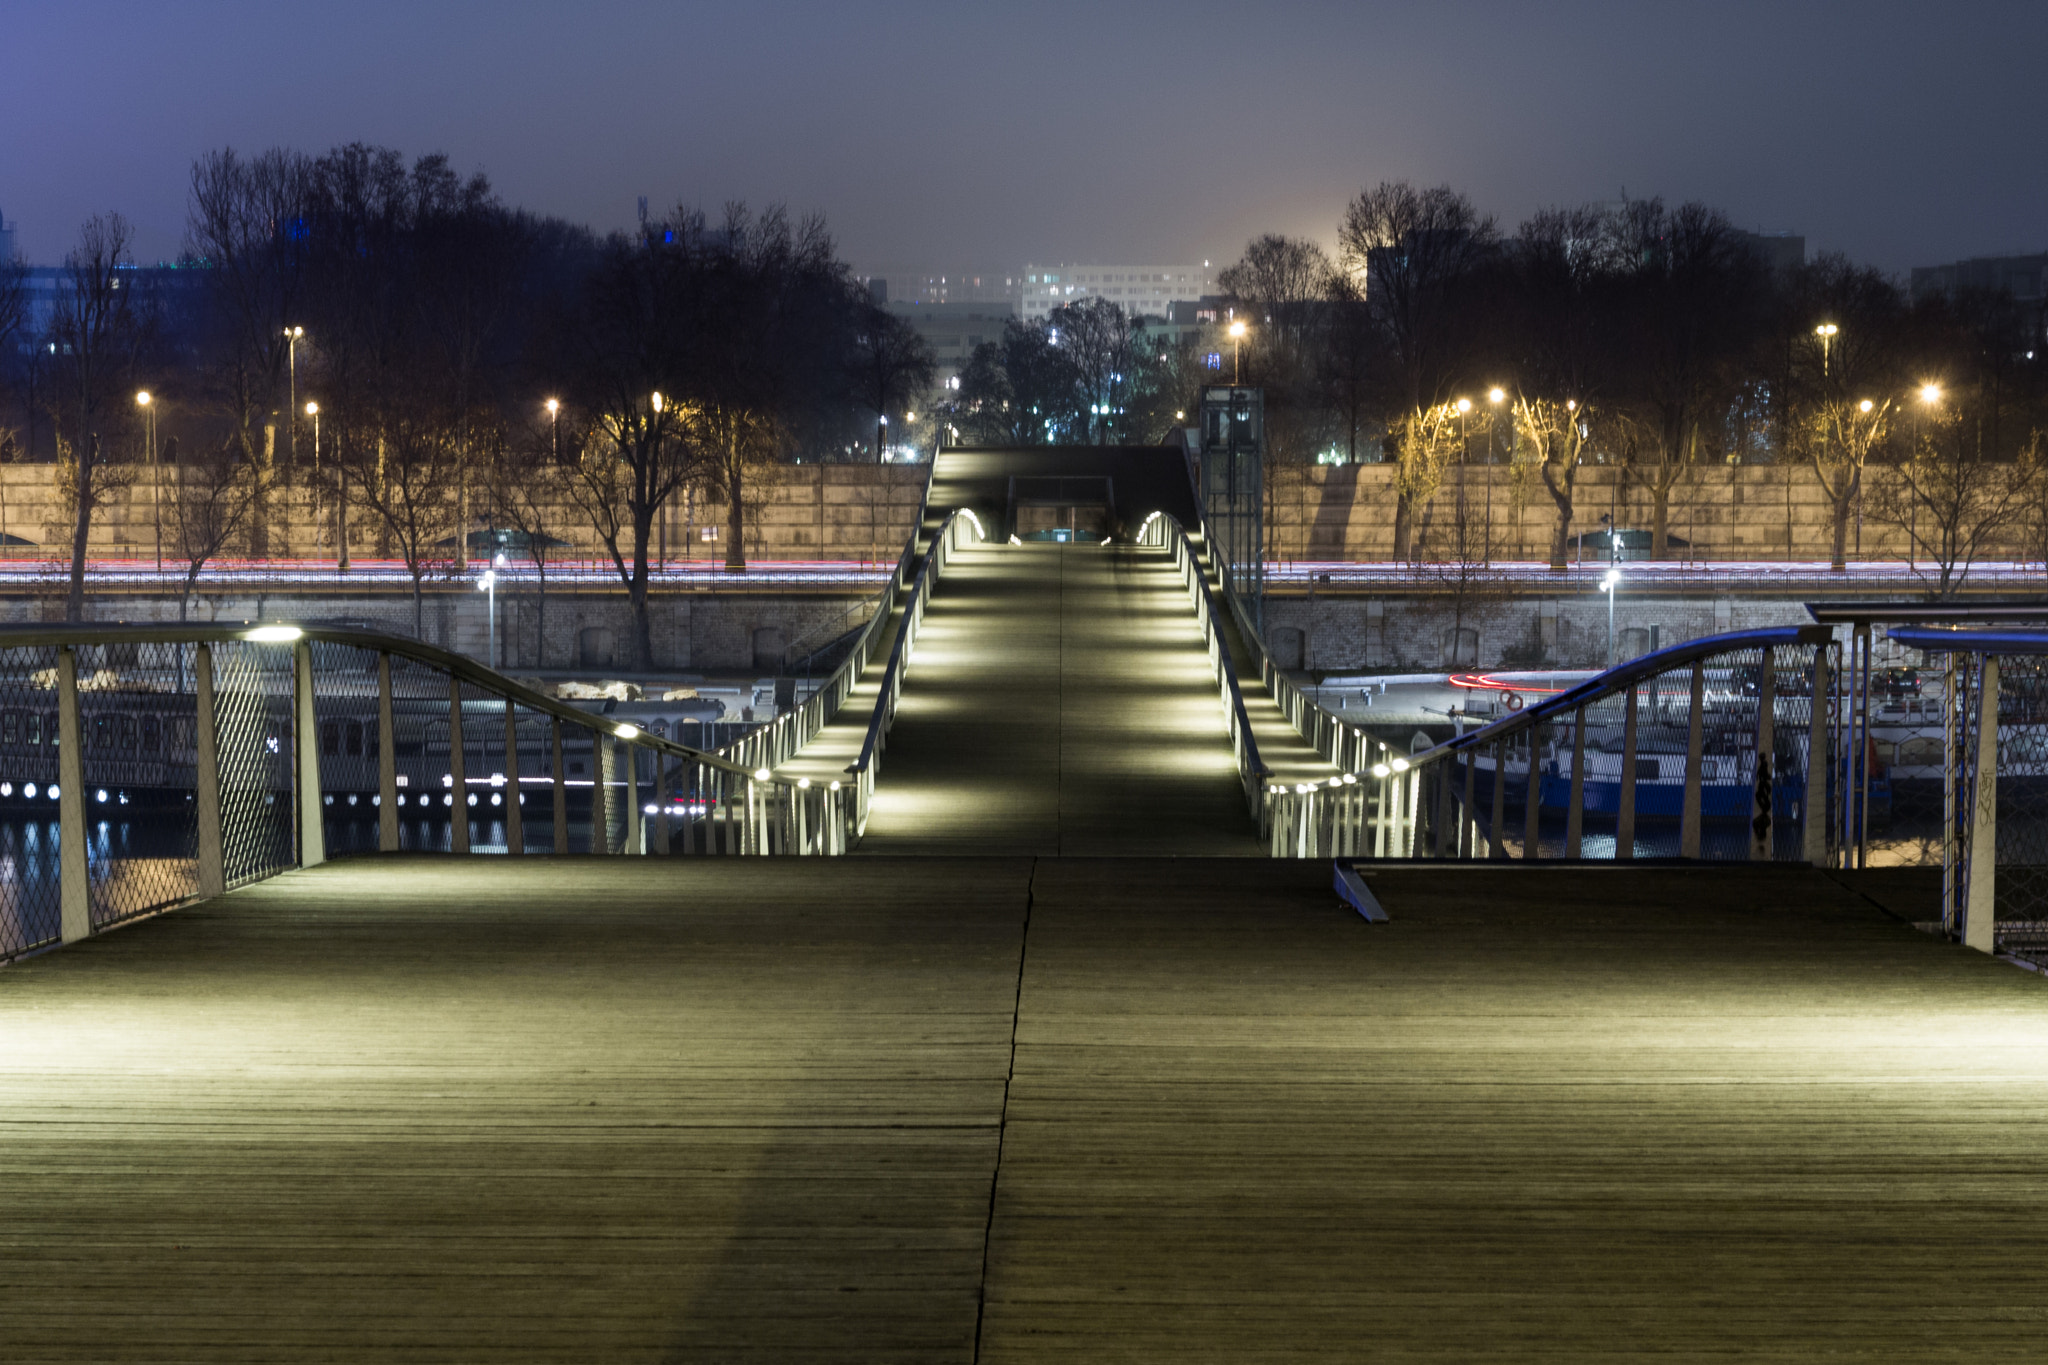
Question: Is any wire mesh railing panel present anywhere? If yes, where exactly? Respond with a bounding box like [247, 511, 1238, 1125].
[0, 644, 63, 959]
[384, 650, 457, 852]
[310, 642, 383, 856]
[1988, 657, 2048, 960]
[210, 641, 294, 890]
[78, 641, 200, 928]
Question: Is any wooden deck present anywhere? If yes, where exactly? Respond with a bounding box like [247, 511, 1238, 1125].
[4, 857, 2047, 1360]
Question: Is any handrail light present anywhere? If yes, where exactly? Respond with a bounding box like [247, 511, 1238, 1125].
[245, 625, 303, 643]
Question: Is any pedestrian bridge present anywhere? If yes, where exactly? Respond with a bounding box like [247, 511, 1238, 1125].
[6, 446, 2048, 1358]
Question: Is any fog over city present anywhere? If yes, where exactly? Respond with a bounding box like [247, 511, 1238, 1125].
[6, 0, 2044, 273]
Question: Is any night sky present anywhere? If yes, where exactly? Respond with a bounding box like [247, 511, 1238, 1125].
[6, 0, 2042, 274]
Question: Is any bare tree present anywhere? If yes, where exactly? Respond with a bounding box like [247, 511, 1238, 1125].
[486, 423, 576, 666]
[1047, 297, 1138, 444]
[1514, 397, 1597, 570]
[1803, 397, 1892, 570]
[1866, 405, 2030, 597]
[1337, 183, 1497, 554]
[342, 405, 465, 637]
[849, 306, 933, 462]
[1393, 402, 1463, 562]
[47, 214, 148, 619]
[166, 436, 260, 619]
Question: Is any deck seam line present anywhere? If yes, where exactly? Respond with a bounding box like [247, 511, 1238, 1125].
[972, 855, 1034, 1362]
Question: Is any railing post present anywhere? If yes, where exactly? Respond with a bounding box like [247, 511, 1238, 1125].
[1941, 655, 1960, 936]
[551, 718, 568, 855]
[1461, 744, 1476, 858]
[1680, 661, 1706, 858]
[1523, 728, 1541, 859]
[1490, 738, 1507, 860]
[194, 643, 224, 898]
[448, 673, 468, 855]
[625, 742, 642, 855]
[57, 645, 89, 943]
[377, 652, 399, 853]
[596, 732, 615, 854]
[294, 640, 325, 869]
[1565, 708, 1586, 858]
[502, 698, 524, 856]
[1964, 655, 1999, 954]
[653, 757, 670, 855]
[1803, 647, 1832, 866]
[1750, 647, 1776, 862]
[1616, 686, 1639, 861]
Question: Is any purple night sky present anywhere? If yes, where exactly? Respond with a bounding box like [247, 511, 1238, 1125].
[4, 0, 2042, 274]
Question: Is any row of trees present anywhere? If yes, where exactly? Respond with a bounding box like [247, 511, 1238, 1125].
[927, 183, 2048, 584]
[0, 143, 939, 660]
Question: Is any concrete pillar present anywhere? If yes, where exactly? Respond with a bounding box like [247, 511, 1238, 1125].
[1803, 649, 1832, 867]
[502, 698, 524, 856]
[57, 647, 88, 943]
[1616, 687, 1639, 861]
[194, 644, 224, 898]
[377, 653, 399, 852]
[294, 642, 325, 869]
[551, 718, 568, 855]
[1965, 656, 1999, 954]
[1680, 662, 1705, 859]
[448, 674, 468, 855]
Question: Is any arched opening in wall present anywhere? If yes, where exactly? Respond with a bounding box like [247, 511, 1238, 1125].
[1439, 627, 1479, 668]
[578, 627, 615, 670]
[1618, 626, 1651, 660]
[751, 626, 787, 672]
[1270, 626, 1305, 671]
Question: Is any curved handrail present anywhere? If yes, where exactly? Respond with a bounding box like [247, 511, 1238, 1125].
[0, 621, 783, 786]
[710, 459, 941, 777]
[1139, 512, 1269, 791]
[1401, 623, 1835, 769]
[847, 506, 979, 779]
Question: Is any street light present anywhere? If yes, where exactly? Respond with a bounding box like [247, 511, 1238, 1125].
[283, 327, 304, 464]
[1815, 322, 1839, 377]
[304, 401, 320, 470]
[476, 560, 501, 670]
[1228, 319, 1248, 383]
[1601, 567, 1621, 668]
[1919, 382, 1942, 405]
[136, 391, 159, 571]
[545, 398, 560, 462]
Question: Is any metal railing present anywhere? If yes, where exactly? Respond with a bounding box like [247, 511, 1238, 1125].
[0, 621, 854, 967]
[844, 508, 987, 836]
[1888, 626, 2048, 963]
[1137, 513, 1270, 818]
[706, 465, 940, 783]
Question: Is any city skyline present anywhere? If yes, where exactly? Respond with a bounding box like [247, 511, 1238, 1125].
[4, 1, 2044, 277]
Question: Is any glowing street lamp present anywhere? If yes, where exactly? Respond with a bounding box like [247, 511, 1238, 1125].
[1815, 322, 1839, 376]
[283, 327, 305, 463]
[136, 391, 159, 571]
[1601, 567, 1622, 667]
[1919, 382, 1942, 405]
[545, 398, 560, 462]
[1227, 319, 1248, 383]
[476, 555, 506, 670]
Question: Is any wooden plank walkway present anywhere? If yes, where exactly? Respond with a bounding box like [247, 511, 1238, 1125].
[5, 858, 2048, 1360]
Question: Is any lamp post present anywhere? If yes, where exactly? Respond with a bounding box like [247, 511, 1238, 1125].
[477, 558, 503, 670]
[1228, 319, 1248, 384]
[1601, 566, 1621, 668]
[305, 401, 319, 472]
[545, 398, 560, 462]
[136, 390, 159, 572]
[283, 327, 304, 465]
[1815, 323, 1838, 378]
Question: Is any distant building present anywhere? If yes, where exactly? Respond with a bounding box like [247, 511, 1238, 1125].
[869, 270, 1022, 307]
[1910, 252, 2047, 307]
[885, 299, 1019, 384]
[1021, 263, 1215, 321]
[0, 208, 16, 264]
[1733, 230, 1805, 278]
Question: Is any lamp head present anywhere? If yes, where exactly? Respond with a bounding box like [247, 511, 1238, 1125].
[1228, 320, 1247, 338]
[1919, 383, 1942, 404]
[545, 398, 560, 415]
[1487, 387, 1505, 404]
[1456, 397, 1472, 414]
[134, 390, 150, 407]
[304, 401, 318, 417]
